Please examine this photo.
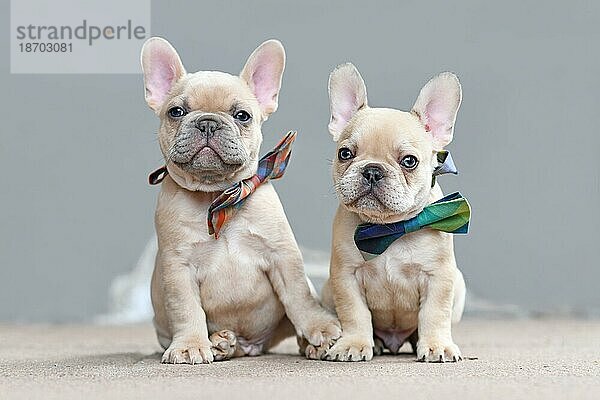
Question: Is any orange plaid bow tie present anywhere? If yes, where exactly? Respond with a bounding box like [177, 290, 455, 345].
[149, 131, 297, 238]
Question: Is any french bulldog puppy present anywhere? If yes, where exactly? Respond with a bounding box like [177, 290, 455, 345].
[321, 63, 466, 362]
[141, 37, 340, 364]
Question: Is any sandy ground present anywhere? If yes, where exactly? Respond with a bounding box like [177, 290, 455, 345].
[1, 319, 599, 400]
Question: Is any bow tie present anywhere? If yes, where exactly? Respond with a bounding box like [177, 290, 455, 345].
[432, 150, 457, 186]
[354, 191, 471, 260]
[149, 131, 297, 238]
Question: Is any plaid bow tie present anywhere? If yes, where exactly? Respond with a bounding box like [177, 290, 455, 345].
[149, 131, 297, 238]
[207, 131, 296, 237]
[354, 192, 471, 260]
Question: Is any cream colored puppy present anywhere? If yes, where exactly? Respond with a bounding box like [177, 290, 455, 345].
[321, 63, 466, 362]
[141, 38, 340, 364]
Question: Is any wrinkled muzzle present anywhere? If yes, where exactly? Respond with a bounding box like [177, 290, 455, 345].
[169, 113, 249, 174]
[337, 161, 421, 217]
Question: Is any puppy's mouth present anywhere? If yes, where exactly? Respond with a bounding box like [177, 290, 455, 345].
[339, 179, 410, 222]
[171, 141, 246, 170]
[174, 147, 243, 181]
[191, 146, 240, 167]
[339, 179, 427, 224]
[345, 187, 385, 209]
[347, 191, 407, 223]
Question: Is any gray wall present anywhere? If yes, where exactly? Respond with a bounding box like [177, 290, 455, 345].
[1, 0, 599, 321]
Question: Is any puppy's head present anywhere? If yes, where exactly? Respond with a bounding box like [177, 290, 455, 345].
[328, 63, 462, 223]
[141, 38, 285, 191]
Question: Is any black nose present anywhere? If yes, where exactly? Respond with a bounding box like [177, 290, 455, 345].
[362, 165, 384, 185]
[196, 118, 220, 135]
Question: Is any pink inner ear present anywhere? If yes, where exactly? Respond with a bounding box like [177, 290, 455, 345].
[252, 63, 278, 110]
[423, 96, 455, 149]
[425, 97, 448, 133]
[148, 68, 172, 105]
[337, 96, 358, 124]
[330, 83, 363, 133]
[146, 48, 179, 107]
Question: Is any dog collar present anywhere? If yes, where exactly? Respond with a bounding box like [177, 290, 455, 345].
[149, 131, 297, 238]
[354, 192, 471, 260]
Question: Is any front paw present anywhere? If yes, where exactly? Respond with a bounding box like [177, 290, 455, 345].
[416, 337, 462, 363]
[162, 337, 214, 364]
[209, 330, 237, 361]
[304, 343, 329, 360]
[301, 312, 342, 348]
[324, 335, 373, 362]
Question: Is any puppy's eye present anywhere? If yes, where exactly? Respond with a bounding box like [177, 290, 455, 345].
[338, 147, 355, 161]
[400, 155, 419, 169]
[234, 110, 251, 122]
[168, 106, 186, 118]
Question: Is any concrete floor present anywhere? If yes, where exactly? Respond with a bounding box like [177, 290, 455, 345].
[1, 319, 599, 399]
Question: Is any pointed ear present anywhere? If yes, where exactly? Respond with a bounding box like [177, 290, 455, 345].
[140, 37, 186, 112]
[240, 40, 286, 118]
[328, 63, 368, 141]
[412, 72, 462, 150]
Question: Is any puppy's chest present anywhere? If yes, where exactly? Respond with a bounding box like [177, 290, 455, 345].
[359, 229, 449, 278]
[358, 248, 425, 306]
[157, 183, 287, 285]
[184, 214, 272, 276]
[356, 233, 446, 317]
[173, 203, 285, 342]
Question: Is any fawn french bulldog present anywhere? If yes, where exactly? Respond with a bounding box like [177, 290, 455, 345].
[141, 38, 340, 364]
[321, 63, 468, 362]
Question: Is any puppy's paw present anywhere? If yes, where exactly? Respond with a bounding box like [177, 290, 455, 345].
[301, 312, 342, 348]
[298, 335, 330, 360]
[304, 343, 330, 360]
[416, 337, 462, 363]
[373, 337, 385, 356]
[209, 330, 237, 361]
[324, 335, 373, 362]
[161, 337, 214, 364]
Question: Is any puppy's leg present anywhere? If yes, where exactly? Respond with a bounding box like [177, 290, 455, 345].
[452, 269, 466, 324]
[266, 249, 341, 352]
[265, 315, 296, 350]
[323, 252, 374, 362]
[373, 337, 385, 356]
[320, 279, 335, 313]
[301, 278, 336, 360]
[416, 267, 462, 363]
[158, 255, 214, 364]
[263, 316, 326, 359]
[408, 330, 419, 355]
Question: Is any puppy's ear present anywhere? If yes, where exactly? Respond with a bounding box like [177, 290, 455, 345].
[412, 72, 462, 150]
[240, 40, 286, 118]
[141, 37, 186, 112]
[328, 63, 368, 141]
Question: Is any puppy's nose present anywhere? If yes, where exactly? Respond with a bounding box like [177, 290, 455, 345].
[196, 118, 220, 136]
[362, 165, 384, 185]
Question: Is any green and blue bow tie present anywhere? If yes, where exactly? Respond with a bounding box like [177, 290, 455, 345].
[432, 150, 457, 186]
[354, 192, 471, 260]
